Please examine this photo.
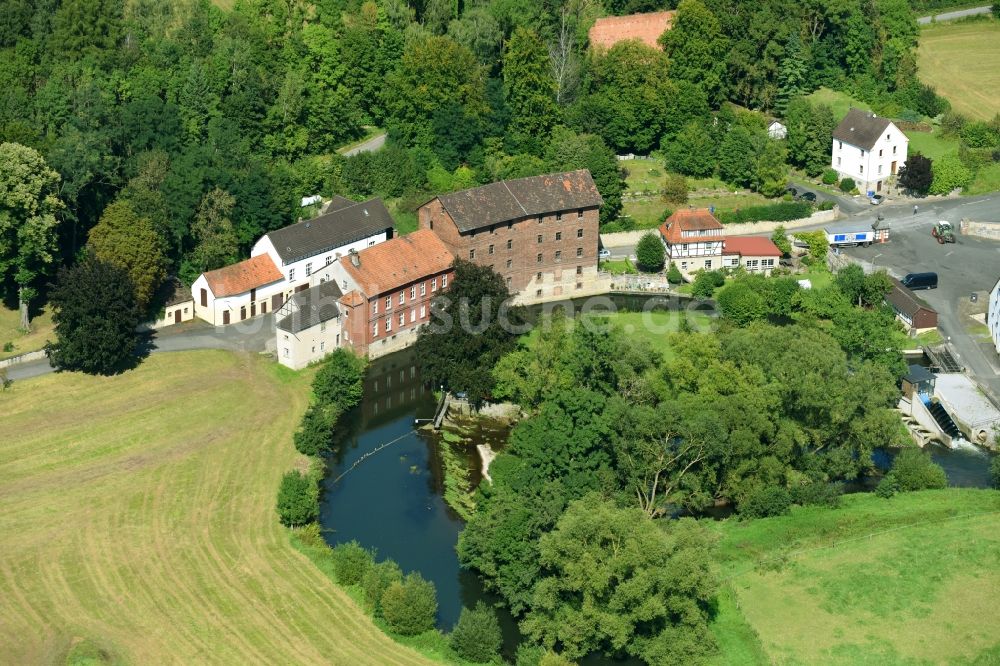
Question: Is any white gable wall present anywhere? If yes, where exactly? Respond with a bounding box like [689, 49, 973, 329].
[831, 122, 908, 195]
[251, 230, 388, 297]
[191, 274, 288, 326]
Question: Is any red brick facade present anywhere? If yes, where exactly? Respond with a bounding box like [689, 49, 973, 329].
[418, 200, 600, 295]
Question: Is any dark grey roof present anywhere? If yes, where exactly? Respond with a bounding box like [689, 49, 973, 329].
[320, 195, 356, 214]
[276, 280, 343, 334]
[436, 170, 603, 233]
[267, 198, 394, 264]
[904, 364, 935, 384]
[832, 108, 893, 151]
[887, 278, 937, 317]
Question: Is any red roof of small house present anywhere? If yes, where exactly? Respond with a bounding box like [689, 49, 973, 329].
[659, 208, 724, 244]
[722, 236, 783, 257]
[341, 229, 453, 297]
[202, 254, 283, 297]
[588, 11, 674, 50]
[338, 290, 366, 308]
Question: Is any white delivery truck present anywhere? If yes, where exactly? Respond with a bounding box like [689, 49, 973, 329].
[824, 221, 889, 247]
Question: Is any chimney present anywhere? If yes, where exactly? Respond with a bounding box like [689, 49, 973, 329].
[349, 248, 360, 267]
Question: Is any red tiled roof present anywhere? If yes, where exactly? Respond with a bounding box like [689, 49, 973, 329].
[339, 290, 365, 308]
[341, 229, 453, 297]
[722, 236, 783, 257]
[659, 208, 724, 244]
[588, 11, 674, 50]
[203, 254, 283, 298]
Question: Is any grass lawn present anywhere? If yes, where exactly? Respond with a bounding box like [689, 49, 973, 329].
[621, 158, 665, 194]
[622, 191, 774, 230]
[594, 310, 715, 360]
[906, 126, 961, 161]
[621, 198, 668, 229]
[0, 351, 431, 666]
[806, 87, 870, 121]
[800, 264, 833, 290]
[919, 21, 1000, 121]
[709, 489, 1000, 665]
[968, 162, 1000, 195]
[0, 306, 54, 360]
[599, 258, 638, 274]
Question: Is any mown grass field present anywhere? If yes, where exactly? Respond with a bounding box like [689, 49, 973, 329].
[710, 489, 1000, 665]
[597, 310, 715, 360]
[918, 21, 1000, 121]
[0, 306, 54, 360]
[0, 351, 431, 666]
[806, 87, 870, 120]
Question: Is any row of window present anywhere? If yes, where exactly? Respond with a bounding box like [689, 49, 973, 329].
[468, 210, 587, 236]
[372, 305, 427, 337]
[472, 248, 585, 262]
[835, 157, 888, 176]
[371, 275, 447, 315]
[469, 229, 587, 259]
[287, 241, 377, 282]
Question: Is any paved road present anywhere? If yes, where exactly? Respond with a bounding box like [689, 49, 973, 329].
[918, 5, 992, 24]
[340, 132, 386, 157]
[5, 316, 277, 382]
[841, 194, 1000, 401]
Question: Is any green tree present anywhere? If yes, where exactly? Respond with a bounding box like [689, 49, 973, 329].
[276, 470, 319, 527]
[897, 153, 932, 194]
[381, 572, 438, 636]
[771, 226, 792, 255]
[635, 232, 665, 272]
[503, 27, 561, 154]
[662, 173, 689, 205]
[659, 0, 730, 106]
[293, 404, 339, 456]
[51, 0, 123, 60]
[750, 135, 788, 196]
[667, 263, 684, 284]
[416, 260, 524, 406]
[312, 348, 367, 408]
[521, 494, 718, 663]
[46, 255, 141, 375]
[774, 34, 808, 115]
[691, 270, 725, 298]
[839, 177, 856, 193]
[184, 188, 239, 283]
[331, 540, 375, 586]
[881, 448, 947, 493]
[450, 602, 503, 663]
[717, 280, 768, 326]
[545, 127, 624, 224]
[663, 120, 716, 178]
[929, 155, 971, 195]
[362, 559, 403, 617]
[0, 143, 64, 330]
[88, 201, 168, 310]
[718, 125, 756, 187]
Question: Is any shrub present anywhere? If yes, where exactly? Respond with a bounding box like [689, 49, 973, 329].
[276, 470, 319, 527]
[0, 367, 10, 391]
[661, 173, 688, 205]
[381, 572, 438, 635]
[635, 232, 665, 272]
[450, 602, 503, 663]
[717, 280, 768, 326]
[515, 645, 547, 666]
[929, 155, 972, 195]
[312, 349, 366, 409]
[739, 486, 792, 519]
[791, 482, 842, 508]
[822, 168, 838, 185]
[331, 540, 374, 586]
[667, 263, 684, 284]
[887, 448, 947, 492]
[818, 199, 836, 211]
[293, 404, 337, 456]
[991, 455, 1000, 489]
[839, 177, 856, 193]
[770, 226, 791, 255]
[691, 270, 725, 298]
[794, 230, 829, 260]
[876, 474, 899, 498]
[2, 341, 13, 352]
[716, 201, 812, 224]
[363, 559, 403, 617]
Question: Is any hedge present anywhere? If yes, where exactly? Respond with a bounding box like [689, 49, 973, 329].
[717, 201, 813, 224]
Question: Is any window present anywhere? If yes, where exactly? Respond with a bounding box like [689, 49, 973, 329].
[577, 209, 584, 218]
[305, 262, 312, 276]
[320, 341, 325, 352]
[878, 165, 882, 174]
[326, 255, 332, 266]
[469, 249, 476, 260]
[576, 265, 582, 275]
[556, 212, 562, 221]
[576, 282, 583, 289]
[410, 286, 415, 300]
[837, 157, 841, 166]
[368, 239, 376, 247]
[537, 216, 543, 223]
[555, 250, 561, 261]
[386, 318, 392, 332]
[441, 274, 447, 288]
[507, 222, 513, 230]
[887, 133, 891, 141]
[859, 164, 864, 173]
[490, 225, 495, 234]
[705, 260, 712, 269]
[537, 272, 542, 281]
[311, 346, 315, 354]
[555, 232, 562, 241]
[893, 145, 897, 154]
[431, 277, 438, 291]
[283, 348, 289, 358]
[372, 322, 378, 337]
[536, 289, 543, 297]
[537, 234, 543, 244]
[410, 309, 416, 323]
[537, 253, 543, 263]
[506, 239, 512, 250]
[320, 322, 326, 332]
[576, 247, 583, 258]
[838, 141, 843, 149]
[399, 313, 404, 327]
[385, 296, 392, 309]
[506, 259, 512, 269]
[488, 244, 494, 255]
[879, 149, 883, 157]
[372, 301, 378, 315]
[681, 261, 688, 270]
[289, 268, 296, 281]
[420, 305, 426, 318]
[746, 259, 759, 269]
[763, 258, 775, 267]
[420, 282, 426, 296]
[577, 228, 583, 238]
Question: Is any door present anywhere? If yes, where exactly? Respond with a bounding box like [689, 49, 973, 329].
[272, 294, 282, 310]
[891, 160, 897, 175]
[173, 310, 181, 324]
[200, 288, 207, 307]
[250, 302, 256, 317]
[240, 305, 246, 320]
[877, 180, 882, 192]
[295, 284, 308, 293]
[222, 311, 230, 325]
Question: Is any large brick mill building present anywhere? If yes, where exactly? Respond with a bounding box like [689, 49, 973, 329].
[418, 170, 603, 301]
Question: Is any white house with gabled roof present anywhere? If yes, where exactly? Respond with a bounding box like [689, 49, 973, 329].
[831, 108, 908, 196]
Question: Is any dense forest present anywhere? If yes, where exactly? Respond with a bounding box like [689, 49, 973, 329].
[0, 0, 943, 323]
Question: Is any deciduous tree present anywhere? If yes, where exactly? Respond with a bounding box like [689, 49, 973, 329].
[659, 0, 730, 106]
[897, 152, 932, 194]
[503, 27, 561, 154]
[88, 200, 168, 309]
